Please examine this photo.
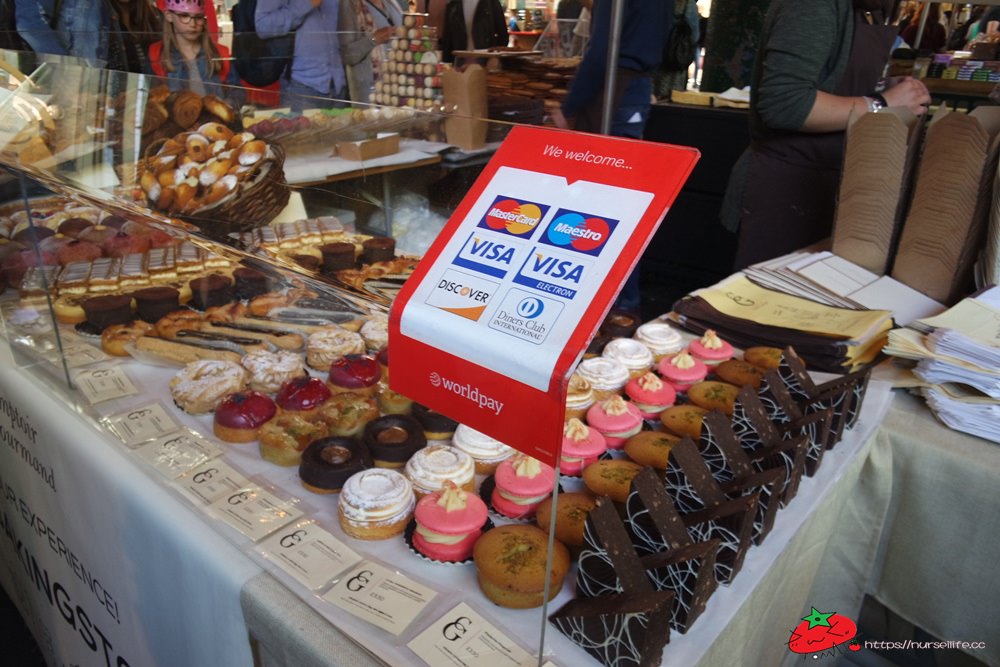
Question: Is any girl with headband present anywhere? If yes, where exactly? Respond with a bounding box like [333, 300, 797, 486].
[149, 0, 238, 93]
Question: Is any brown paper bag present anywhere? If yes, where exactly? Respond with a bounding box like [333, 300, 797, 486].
[442, 65, 487, 150]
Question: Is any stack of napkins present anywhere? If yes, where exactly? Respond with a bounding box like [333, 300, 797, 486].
[892, 107, 1000, 304]
[743, 251, 944, 326]
[670, 274, 893, 373]
[832, 108, 921, 274]
[883, 287, 1000, 443]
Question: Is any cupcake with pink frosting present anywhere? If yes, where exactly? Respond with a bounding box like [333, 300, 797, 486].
[687, 329, 734, 366]
[625, 372, 676, 419]
[657, 351, 708, 393]
[585, 395, 643, 450]
[559, 418, 607, 475]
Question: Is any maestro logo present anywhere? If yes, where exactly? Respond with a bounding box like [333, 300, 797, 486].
[478, 196, 550, 238]
[540, 209, 618, 257]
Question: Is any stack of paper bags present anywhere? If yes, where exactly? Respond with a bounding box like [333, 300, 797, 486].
[977, 155, 1000, 288]
[832, 107, 921, 274]
[670, 274, 893, 373]
[883, 288, 1000, 444]
[891, 106, 1000, 304]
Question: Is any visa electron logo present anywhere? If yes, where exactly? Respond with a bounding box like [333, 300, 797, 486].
[512, 250, 589, 299]
[478, 196, 549, 238]
[540, 209, 618, 257]
[429, 372, 504, 415]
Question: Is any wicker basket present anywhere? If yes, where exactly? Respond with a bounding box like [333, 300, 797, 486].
[138, 139, 290, 240]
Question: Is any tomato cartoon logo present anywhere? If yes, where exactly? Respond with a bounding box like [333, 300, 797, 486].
[479, 196, 549, 238]
[539, 209, 618, 257]
[787, 607, 858, 655]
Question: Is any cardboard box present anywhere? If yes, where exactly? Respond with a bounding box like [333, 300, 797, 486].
[335, 132, 400, 161]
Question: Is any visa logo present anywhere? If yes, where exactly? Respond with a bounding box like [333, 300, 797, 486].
[452, 233, 520, 279]
[511, 250, 590, 300]
[530, 253, 584, 283]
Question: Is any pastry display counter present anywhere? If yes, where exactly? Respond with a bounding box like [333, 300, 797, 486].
[1, 54, 997, 667]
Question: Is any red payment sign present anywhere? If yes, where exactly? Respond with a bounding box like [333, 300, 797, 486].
[390, 126, 698, 467]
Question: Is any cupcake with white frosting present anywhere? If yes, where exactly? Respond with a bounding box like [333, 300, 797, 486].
[633, 322, 685, 361]
[452, 424, 515, 475]
[602, 337, 654, 379]
[575, 356, 630, 402]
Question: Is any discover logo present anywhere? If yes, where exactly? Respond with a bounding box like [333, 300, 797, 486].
[428, 372, 504, 415]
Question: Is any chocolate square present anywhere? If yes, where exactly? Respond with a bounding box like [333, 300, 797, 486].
[663, 438, 727, 514]
[698, 411, 754, 483]
[577, 499, 654, 599]
[640, 542, 718, 633]
[720, 467, 784, 546]
[684, 494, 758, 584]
[550, 591, 675, 667]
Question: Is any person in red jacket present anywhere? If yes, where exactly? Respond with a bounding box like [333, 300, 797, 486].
[149, 0, 240, 93]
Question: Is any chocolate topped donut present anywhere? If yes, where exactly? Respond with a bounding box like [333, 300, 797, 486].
[299, 437, 372, 493]
[600, 309, 641, 338]
[364, 415, 426, 468]
[412, 403, 459, 439]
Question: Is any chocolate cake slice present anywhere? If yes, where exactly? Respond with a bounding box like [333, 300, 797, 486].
[720, 467, 784, 546]
[576, 499, 653, 599]
[549, 591, 674, 667]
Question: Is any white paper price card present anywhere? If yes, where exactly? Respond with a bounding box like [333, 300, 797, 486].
[73, 366, 138, 404]
[208, 486, 304, 541]
[175, 460, 251, 506]
[105, 403, 181, 447]
[323, 561, 438, 635]
[408, 602, 535, 667]
[61, 343, 110, 368]
[258, 521, 363, 590]
[134, 430, 221, 479]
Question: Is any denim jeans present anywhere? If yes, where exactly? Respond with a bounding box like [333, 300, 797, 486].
[282, 77, 348, 112]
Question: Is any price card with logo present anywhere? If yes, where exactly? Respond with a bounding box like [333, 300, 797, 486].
[408, 602, 535, 667]
[175, 459, 252, 506]
[61, 343, 110, 368]
[73, 366, 139, 404]
[392, 126, 698, 466]
[208, 486, 304, 541]
[258, 520, 363, 590]
[323, 561, 437, 635]
[105, 403, 181, 448]
[134, 430, 222, 479]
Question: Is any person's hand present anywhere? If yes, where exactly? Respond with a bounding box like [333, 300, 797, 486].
[373, 26, 394, 45]
[551, 107, 571, 129]
[884, 76, 932, 115]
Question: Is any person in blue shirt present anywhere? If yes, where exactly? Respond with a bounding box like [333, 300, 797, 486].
[255, 0, 347, 111]
[553, 0, 669, 139]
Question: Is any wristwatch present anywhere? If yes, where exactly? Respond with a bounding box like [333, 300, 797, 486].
[863, 95, 885, 113]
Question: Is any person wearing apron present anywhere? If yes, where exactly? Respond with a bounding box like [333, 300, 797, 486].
[724, 0, 931, 270]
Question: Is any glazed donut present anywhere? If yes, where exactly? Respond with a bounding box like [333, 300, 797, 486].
[227, 132, 255, 150]
[197, 121, 234, 143]
[299, 437, 372, 494]
[202, 174, 238, 206]
[155, 309, 204, 338]
[101, 320, 154, 356]
[363, 414, 427, 468]
[198, 158, 232, 188]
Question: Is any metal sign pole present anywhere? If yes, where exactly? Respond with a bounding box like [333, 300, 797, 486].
[601, 0, 625, 135]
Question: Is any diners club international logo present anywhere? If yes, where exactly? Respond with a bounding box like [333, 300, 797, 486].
[538, 209, 618, 257]
[786, 606, 860, 659]
[477, 196, 549, 238]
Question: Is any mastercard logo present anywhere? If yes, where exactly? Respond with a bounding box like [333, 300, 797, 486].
[479, 196, 549, 237]
[542, 210, 617, 256]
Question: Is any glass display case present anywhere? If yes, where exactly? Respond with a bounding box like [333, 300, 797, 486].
[0, 50, 596, 667]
